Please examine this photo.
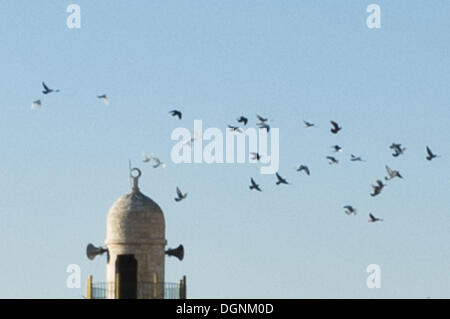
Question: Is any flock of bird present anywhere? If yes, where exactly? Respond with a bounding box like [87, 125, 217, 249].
[31, 83, 441, 222]
[165, 109, 441, 223]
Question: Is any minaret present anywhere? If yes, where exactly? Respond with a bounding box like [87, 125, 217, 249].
[105, 168, 167, 299]
[86, 168, 185, 299]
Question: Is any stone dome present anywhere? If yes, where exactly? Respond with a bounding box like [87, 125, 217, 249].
[105, 169, 166, 245]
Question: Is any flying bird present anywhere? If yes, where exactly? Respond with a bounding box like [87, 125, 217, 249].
[169, 110, 182, 120]
[175, 187, 188, 202]
[370, 180, 386, 197]
[303, 121, 315, 128]
[142, 152, 153, 163]
[31, 100, 42, 110]
[228, 125, 243, 133]
[369, 213, 383, 223]
[257, 122, 270, 132]
[275, 173, 289, 185]
[42, 82, 59, 95]
[426, 146, 438, 161]
[250, 153, 262, 161]
[152, 157, 166, 169]
[249, 178, 262, 192]
[350, 154, 364, 162]
[343, 205, 357, 215]
[326, 156, 339, 165]
[256, 114, 269, 124]
[183, 130, 201, 148]
[237, 116, 248, 125]
[296, 165, 310, 175]
[331, 145, 343, 153]
[97, 94, 109, 105]
[390, 143, 406, 157]
[385, 165, 403, 180]
[330, 121, 342, 134]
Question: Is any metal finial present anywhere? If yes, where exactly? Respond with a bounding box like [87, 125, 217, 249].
[130, 168, 142, 191]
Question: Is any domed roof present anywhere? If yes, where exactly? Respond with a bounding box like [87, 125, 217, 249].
[105, 169, 166, 245]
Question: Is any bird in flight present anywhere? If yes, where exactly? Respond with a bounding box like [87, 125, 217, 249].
[390, 143, 406, 157]
[97, 94, 109, 105]
[331, 145, 343, 153]
[350, 154, 364, 162]
[31, 100, 42, 110]
[228, 125, 243, 133]
[370, 180, 386, 197]
[369, 213, 383, 223]
[175, 187, 188, 202]
[169, 110, 182, 120]
[249, 178, 262, 192]
[142, 152, 153, 163]
[237, 116, 248, 125]
[42, 82, 59, 95]
[303, 121, 315, 128]
[275, 173, 289, 185]
[152, 157, 166, 168]
[343, 205, 357, 215]
[250, 153, 262, 161]
[183, 130, 201, 148]
[257, 122, 270, 132]
[426, 146, 439, 161]
[326, 156, 339, 165]
[330, 121, 342, 134]
[385, 165, 403, 180]
[256, 114, 269, 124]
[296, 165, 310, 175]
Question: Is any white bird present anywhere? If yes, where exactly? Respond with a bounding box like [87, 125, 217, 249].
[385, 165, 403, 180]
[142, 152, 154, 163]
[97, 94, 109, 105]
[31, 100, 42, 110]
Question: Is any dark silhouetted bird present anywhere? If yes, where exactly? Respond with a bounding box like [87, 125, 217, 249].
[330, 121, 342, 134]
[175, 187, 187, 202]
[370, 180, 386, 197]
[304, 121, 315, 128]
[385, 165, 403, 180]
[343, 205, 357, 215]
[275, 173, 289, 185]
[97, 94, 109, 105]
[426, 146, 438, 161]
[326, 156, 339, 165]
[257, 114, 269, 124]
[169, 110, 182, 120]
[369, 213, 383, 223]
[237, 116, 248, 125]
[228, 125, 243, 133]
[332, 145, 342, 153]
[257, 122, 270, 132]
[296, 165, 310, 175]
[249, 178, 262, 192]
[390, 143, 406, 157]
[250, 153, 262, 161]
[350, 154, 364, 162]
[42, 82, 59, 94]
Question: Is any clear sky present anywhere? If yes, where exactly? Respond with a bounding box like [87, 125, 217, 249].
[0, 0, 449, 299]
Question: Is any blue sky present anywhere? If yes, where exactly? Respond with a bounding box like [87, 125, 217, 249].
[0, 0, 449, 298]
